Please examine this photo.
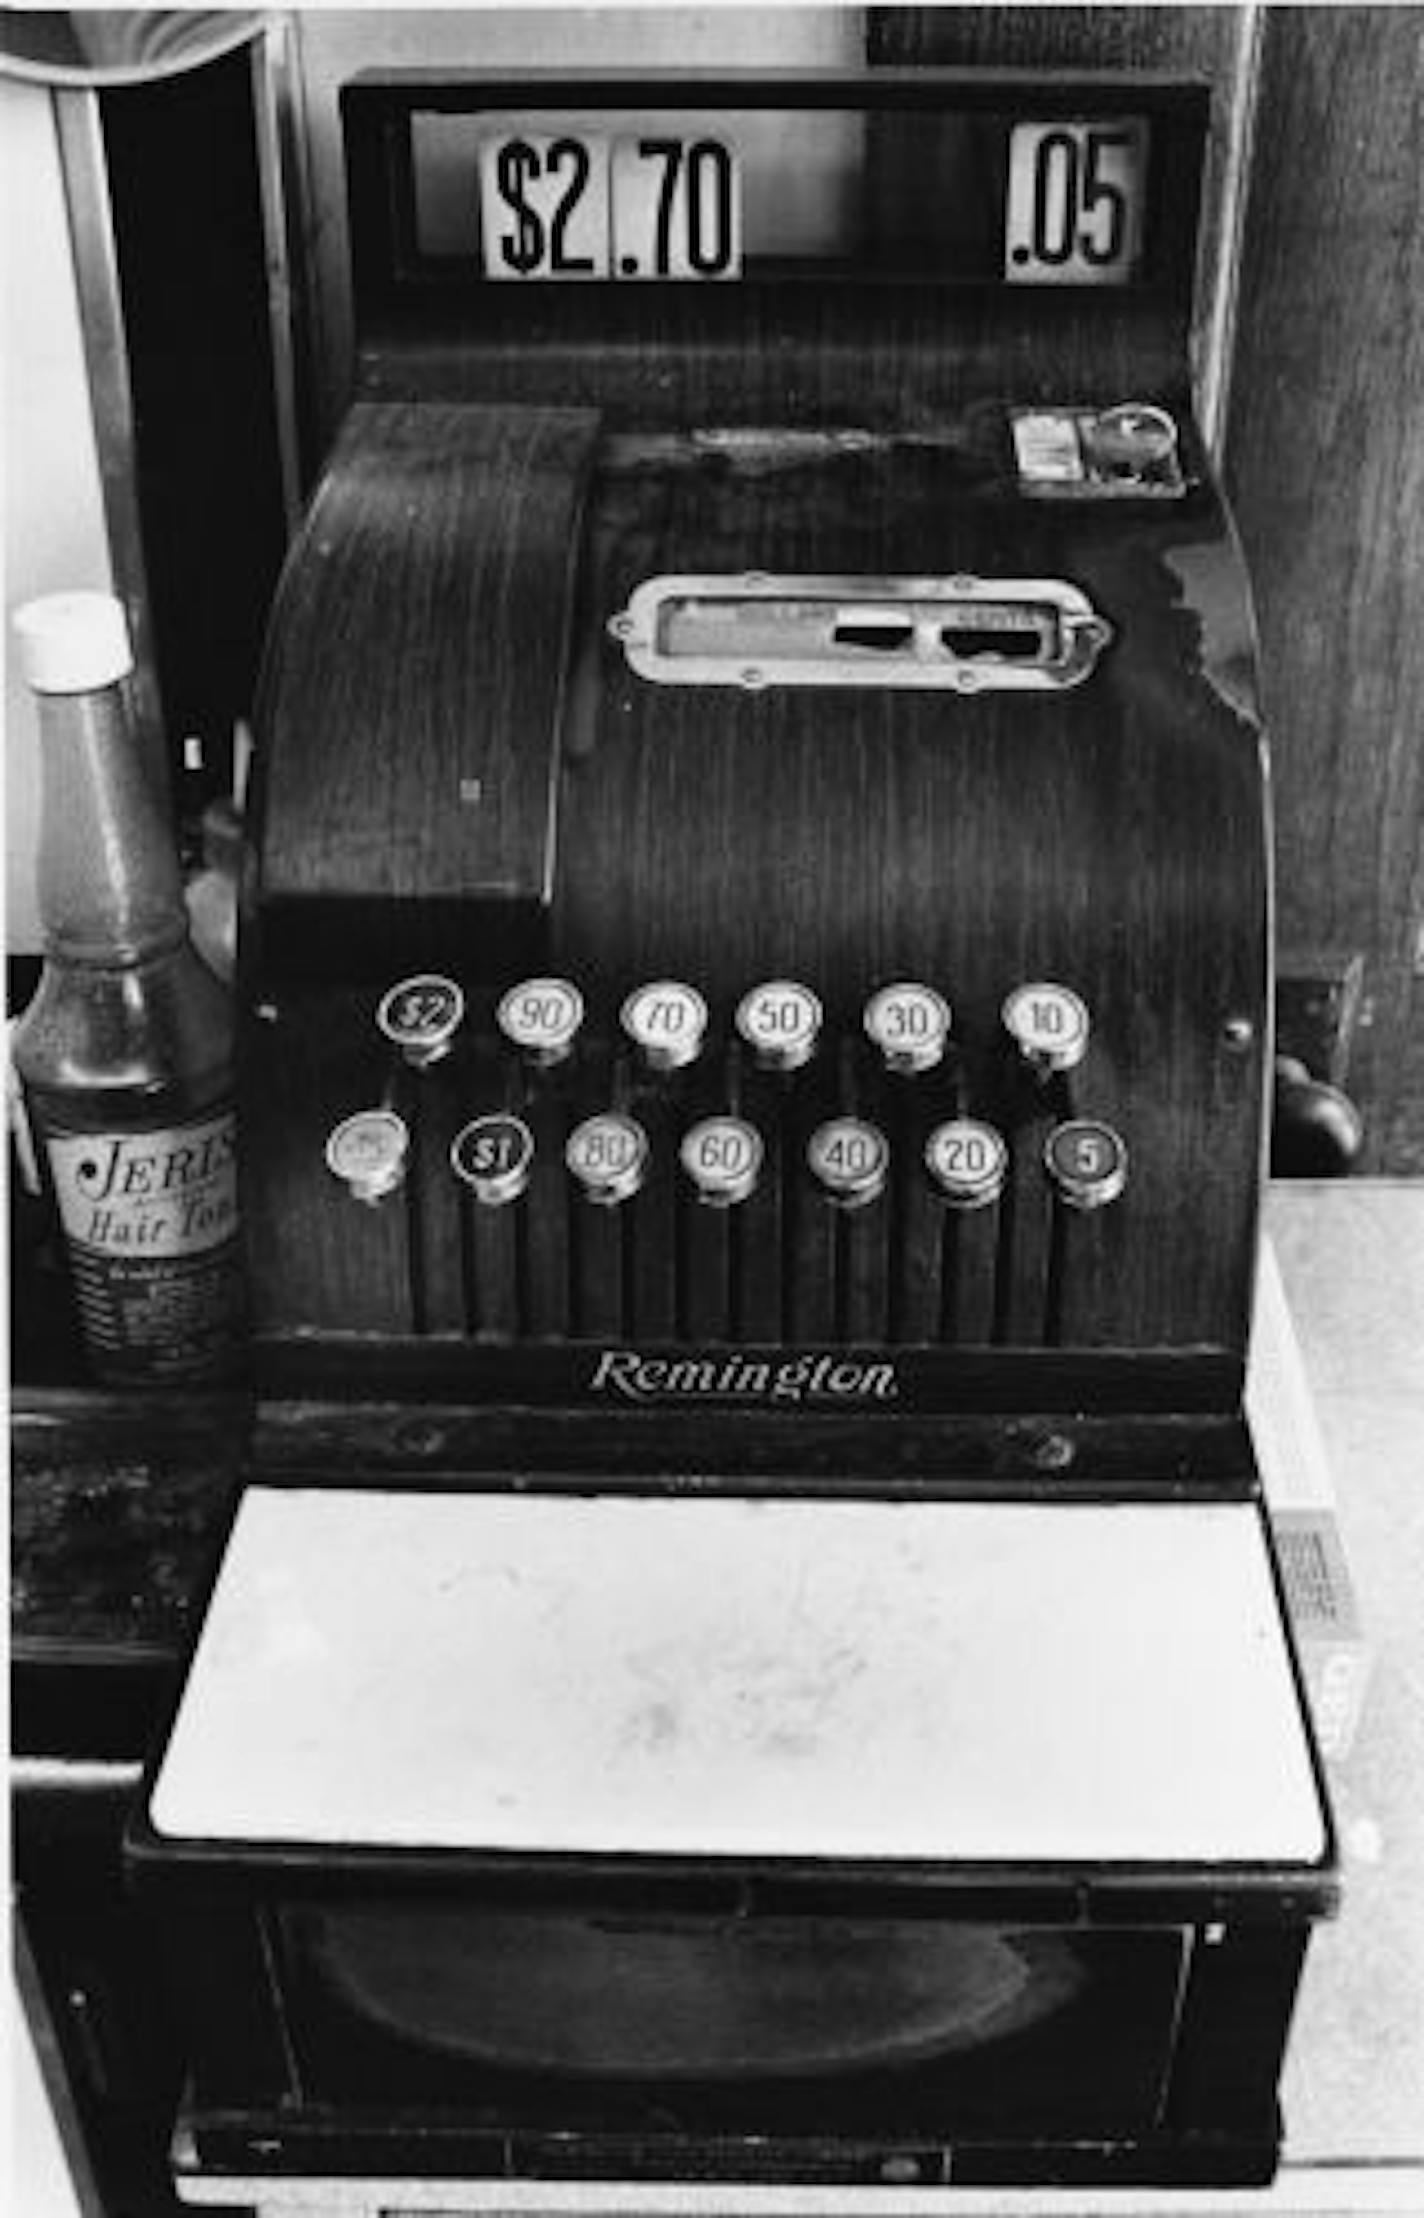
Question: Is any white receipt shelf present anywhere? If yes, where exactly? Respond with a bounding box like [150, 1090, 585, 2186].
[149, 1490, 1325, 1867]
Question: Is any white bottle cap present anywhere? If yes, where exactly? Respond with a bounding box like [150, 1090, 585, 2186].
[13, 591, 134, 695]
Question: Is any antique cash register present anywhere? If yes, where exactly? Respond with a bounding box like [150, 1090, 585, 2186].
[127, 71, 1337, 2200]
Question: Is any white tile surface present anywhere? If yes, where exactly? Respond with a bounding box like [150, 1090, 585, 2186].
[9, 1985, 88, 2218]
[1263, 1183, 1424, 2167]
[150, 1490, 1325, 1866]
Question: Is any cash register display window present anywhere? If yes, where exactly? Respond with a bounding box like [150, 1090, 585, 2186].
[408, 108, 1150, 286]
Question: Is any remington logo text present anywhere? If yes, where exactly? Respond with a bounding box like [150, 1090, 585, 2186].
[589, 1351, 899, 1405]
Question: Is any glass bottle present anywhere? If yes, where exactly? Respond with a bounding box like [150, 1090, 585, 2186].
[11, 591, 244, 1385]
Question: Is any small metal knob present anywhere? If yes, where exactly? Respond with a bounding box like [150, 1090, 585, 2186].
[1003, 981, 1091, 1075]
[680, 1116, 763, 1207]
[376, 973, 464, 1068]
[496, 977, 584, 1067]
[621, 980, 708, 1072]
[807, 1117, 890, 1210]
[325, 1109, 409, 1206]
[925, 1118, 1008, 1209]
[1044, 1119, 1128, 1210]
[1086, 402, 1179, 475]
[864, 982, 952, 1074]
[450, 1113, 534, 1206]
[735, 980, 822, 1072]
[565, 1112, 648, 1206]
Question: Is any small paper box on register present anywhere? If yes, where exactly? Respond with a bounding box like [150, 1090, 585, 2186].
[125, 70, 1338, 2199]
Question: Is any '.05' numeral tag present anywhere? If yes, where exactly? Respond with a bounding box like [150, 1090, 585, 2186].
[1004, 120, 1147, 286]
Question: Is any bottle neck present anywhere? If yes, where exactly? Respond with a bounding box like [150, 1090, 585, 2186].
[34, 681, 187, 963]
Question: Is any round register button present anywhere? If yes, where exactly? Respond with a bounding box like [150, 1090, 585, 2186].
[325, 1109, 409, 1206]
[735, 980, 822, 1072]
[864, 981, 952, 1074]
[376, 973, 464, 1066]
[496, 977, 584, 1066]
[1002, 981, 1091, 1074]
[679, 1116, 763, 1207]
[1044, 1119, 1128, 1210]
[450, 1113, 534, 1207]
[565, 1112, 648, 1206]
[621, 980, 708, 1072]
[808, 1117, 890, 1209]
[924, 1118, 1008, 1209]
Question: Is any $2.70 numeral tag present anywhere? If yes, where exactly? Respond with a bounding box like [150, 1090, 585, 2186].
[478, 131, 741, 282]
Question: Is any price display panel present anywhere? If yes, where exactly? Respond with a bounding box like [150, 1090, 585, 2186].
[476, 131, 741, 281]
[406, 106, 1155, 287]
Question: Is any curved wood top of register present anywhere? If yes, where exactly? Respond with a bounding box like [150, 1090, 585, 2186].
[146, 1490, 1326, 1872]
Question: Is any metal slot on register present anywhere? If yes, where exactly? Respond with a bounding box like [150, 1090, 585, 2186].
[609, 575, 1111, 692]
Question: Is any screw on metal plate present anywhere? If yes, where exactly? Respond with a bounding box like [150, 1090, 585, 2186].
[392, 1417, 449, 1459]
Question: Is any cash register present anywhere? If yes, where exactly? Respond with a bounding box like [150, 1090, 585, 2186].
[125, 69, 1337, 2202]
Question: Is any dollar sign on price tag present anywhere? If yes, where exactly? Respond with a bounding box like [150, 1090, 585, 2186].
[478, 132, 610, 280]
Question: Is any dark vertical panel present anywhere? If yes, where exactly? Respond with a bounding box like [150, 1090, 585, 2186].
[1226, 6, 1424, 1172]
[100, 49, 289, 812]
[1167, 1926, 1309, 2128]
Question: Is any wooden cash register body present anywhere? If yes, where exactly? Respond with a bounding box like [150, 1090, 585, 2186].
[126, 73, 1336, 2198]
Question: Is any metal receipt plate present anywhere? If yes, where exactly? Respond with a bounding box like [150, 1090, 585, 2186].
[609, 574, 1112, 692]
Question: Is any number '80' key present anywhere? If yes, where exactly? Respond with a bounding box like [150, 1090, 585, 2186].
[566, 1113, 649, 1206]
